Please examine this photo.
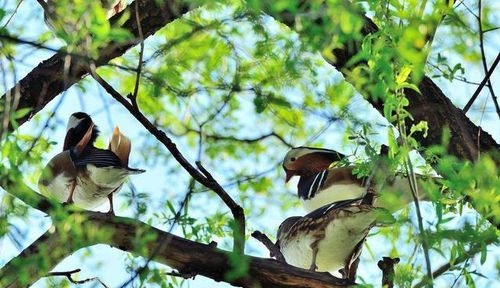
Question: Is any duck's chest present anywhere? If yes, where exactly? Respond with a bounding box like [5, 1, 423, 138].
[280, 233, 316, 270]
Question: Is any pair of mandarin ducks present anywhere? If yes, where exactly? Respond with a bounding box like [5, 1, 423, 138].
[276, 146, 423, 280]
[38, 112, 418, 281]
[39, 112, 144, 215]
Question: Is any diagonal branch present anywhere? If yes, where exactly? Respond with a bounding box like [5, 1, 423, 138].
[462, 53, 500, 114]
[88, 67, 245, 255]
[0, 0, 190, 134]
[476, 0, 500, 118]
[251, 230, 286, 263]
[412, 242, 491, 288]
[264, 2, 500, 163]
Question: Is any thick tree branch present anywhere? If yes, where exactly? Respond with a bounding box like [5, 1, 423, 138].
[0, 0, 190, 133]
[263, 2, 500, 230]
[0, 212, 352, 288]
[0, 176, 52, 213]
[265, 3, 500, 163]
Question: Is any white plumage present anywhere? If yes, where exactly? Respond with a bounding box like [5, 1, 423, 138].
[279, 207, 377, 277]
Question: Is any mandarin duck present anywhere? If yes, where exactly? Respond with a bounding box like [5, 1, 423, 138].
[276, 197, 392, 280]
[283, 147, 427, 213]
[39, 112, 145, 214]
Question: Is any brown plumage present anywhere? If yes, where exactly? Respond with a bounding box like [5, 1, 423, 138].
[283, 146, 431, 213]
[39, 120, 95, 204]
[39, 113, 144, 215]
[276, 198, 392, 280]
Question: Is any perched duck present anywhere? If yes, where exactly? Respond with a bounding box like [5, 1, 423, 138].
[283, 146, 428, 212]
[38, 119, 96, 205]
[39, 112, 144, 214]
[276, 197, 392, 280]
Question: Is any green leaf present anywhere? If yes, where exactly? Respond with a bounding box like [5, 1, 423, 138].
[396, 65, 412, 85]
[396, 82, 421, 94]
[253, 95, 267, 113]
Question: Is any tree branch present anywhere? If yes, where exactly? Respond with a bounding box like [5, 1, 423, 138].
[0, 0, 190, 134]
[377, 257, 400, 288]
[87, 67, 246, 255]
[476, 0, 500, 118]
[251, 230, 286, 263]
[265, 2, 500, 163]
[462, 53, 500, 114]
[175, 127, 294, 148]
[47, 269, 109, 287]
[0, 212, 352, 288]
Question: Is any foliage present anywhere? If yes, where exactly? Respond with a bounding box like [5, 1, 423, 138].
[0, 0, 499, 287]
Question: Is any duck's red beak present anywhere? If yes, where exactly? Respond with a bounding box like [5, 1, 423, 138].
[285, 169, 296, 183]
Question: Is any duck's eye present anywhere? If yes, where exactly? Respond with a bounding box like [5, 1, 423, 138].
[290, 157, 296, 162]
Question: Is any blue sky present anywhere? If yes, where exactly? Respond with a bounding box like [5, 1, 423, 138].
[1, 0, 499, 287]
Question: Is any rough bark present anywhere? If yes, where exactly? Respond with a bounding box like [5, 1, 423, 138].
[1, 1, 499, 287]
[0, 0, 190, 131]
[270, 5, 499, 162]
[0, 212, 352, 288]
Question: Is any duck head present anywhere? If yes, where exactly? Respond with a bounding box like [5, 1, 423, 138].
[282, 147, 345, 182]
[63, 112, 99, 152]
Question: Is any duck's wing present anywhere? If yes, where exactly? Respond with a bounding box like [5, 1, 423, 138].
[73, 147, 122, 168]
[73, 147, 145, 174]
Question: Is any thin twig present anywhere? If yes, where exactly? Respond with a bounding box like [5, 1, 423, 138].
[482, 26, 499, 33]
[47, 269, 109, 287]
[463, 53, 500, 114]
[1, 0, 24, 29]
[251, 230, 286, 263]
[427, 62, 482, 86]
[131, 0, 145, 105]
[165, 270, 196, 279]
[395, 104, 432, 286]
[177, 128, 293, 148]
[449, 259, 469, 288]
[477, 0, 500, 119]
[405, 157, 433, 285]
[412, 243, 487, 288]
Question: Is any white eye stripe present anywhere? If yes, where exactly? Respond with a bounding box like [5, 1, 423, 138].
[67, 116, 83, 131]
